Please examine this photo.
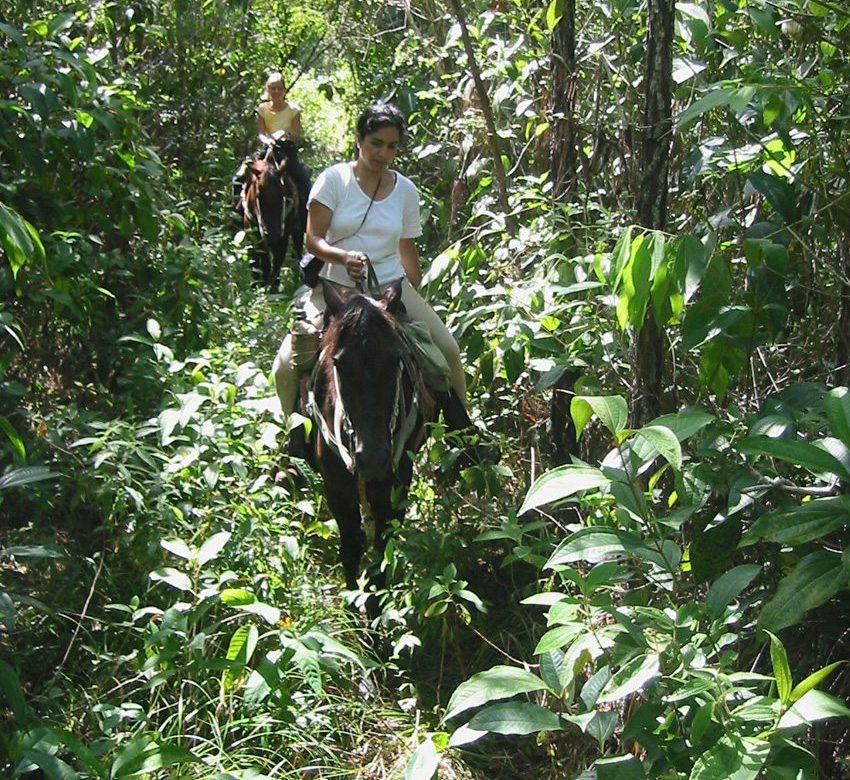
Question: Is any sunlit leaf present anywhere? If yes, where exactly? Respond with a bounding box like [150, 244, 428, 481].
[778, 689, 850, 730]
[571, 395, 629, 438]
[149, 568, 193, 592]
[443, 666, 548, 722]
[197, 531, 231, 566]
[790, 661, 845, 704]
[766, 631, 793, 705]
[545, 527, 646, 569]
[519, 465, 609, 514]
[402, 737, 440, 780]
[597, 654, 660, 703]
[467, 701, 562, 735]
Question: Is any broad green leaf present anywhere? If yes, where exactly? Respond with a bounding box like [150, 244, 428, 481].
[0, 658, 27, 724]
[0, 416, 25, 459]
[635, 425, 682, 470]
[778, 689, 850, 730]
[748, 170, 798, 224]
[705, 564, 761, 617]
[741, 496, 850, 547]
[18, 748, 78, 780]
[596, 754, 645, 780]
[219, 588, 255, 606]
[538, 649, 570, 696]
[645, 408, 714, 442]
[1, 545, 62, 559]
[160, 538, 193, 561]
[545, 528, 646, 569]
[790, 661, 844, 704]
[609, 225, 634, 287]
[738, 436, 850, 480]
[825, 387, 850, 447]
[758, 550, 847, 633]
[766, 631, 793, 705]
[223, 625, 259, 690]
[519, 465, 609, 514]
[467, 701, 562, 735]
[0, 22, 26, 46]
[676, 234, 709, 303]
[580, 665, 611, 709]
[571, 395, 629, 438]
[618, 233, 653, 331]
[690, 735, 769, 779]
[402, 737, 439, 780]
[237, 601, 281, 625]
[817, 437, 850, 479]
[149, 568, 193, 592]
[226, 625, 259, 664]
[109, 735, 157, 777]
[546, 0, 565, 30]
[0, 200, 44, 277]
[197, 531, 231, 566]
[443, 665, 548, 722]
[52, 729, 106, 779]
[586, 711, 619, 750]
[110, 739, 197, 777]
[597, 654, 660, 703]
[447, 725, 488, 747]
[0, 466, 55, 490]
[534, 624, 583, 655]
[676, 87, 733, 128]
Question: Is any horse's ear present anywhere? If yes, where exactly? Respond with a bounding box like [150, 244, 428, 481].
[383, 279, 404, 315]
[322, 279, 345, 315]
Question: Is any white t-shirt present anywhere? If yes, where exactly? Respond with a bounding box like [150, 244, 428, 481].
[308, 162, 422, 288]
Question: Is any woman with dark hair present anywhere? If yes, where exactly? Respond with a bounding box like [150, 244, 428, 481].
[272, 103, 472, 439]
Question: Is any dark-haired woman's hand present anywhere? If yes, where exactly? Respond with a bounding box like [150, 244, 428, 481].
[344, 250, 367, 282]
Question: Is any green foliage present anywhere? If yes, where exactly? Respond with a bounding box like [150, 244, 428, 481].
[435, 386, 850, 776]
[3, 0, 850, 777]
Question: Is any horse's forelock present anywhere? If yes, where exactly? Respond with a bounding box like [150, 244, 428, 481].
[324, 295, 398, 361]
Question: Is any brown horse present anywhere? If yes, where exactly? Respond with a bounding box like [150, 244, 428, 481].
[305, 280, 436, 617]
[242, 144, 303, 291]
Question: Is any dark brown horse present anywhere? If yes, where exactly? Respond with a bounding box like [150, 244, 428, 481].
[306, 280, 435, 617]
[242, 144, 303, 292]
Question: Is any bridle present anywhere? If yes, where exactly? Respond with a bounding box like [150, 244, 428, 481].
[251, 143, 296, 242]
[307, 316, 422, 476]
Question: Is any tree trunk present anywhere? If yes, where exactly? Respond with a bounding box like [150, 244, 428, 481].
[446, 0, 516, 238]
[550, 0, 577, 202]
[632, 0, 674, 425]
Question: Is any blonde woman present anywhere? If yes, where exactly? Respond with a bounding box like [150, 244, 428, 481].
[233, 72, 311, 225]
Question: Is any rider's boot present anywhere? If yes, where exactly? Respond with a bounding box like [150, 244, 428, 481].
[438, 389, 500, 467]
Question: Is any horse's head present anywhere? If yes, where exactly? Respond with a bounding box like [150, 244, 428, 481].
[249, 157, 289, 194]
[321, 279, 410, 481]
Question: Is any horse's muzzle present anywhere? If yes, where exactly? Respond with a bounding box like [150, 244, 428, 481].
[354, 441, 391, 481]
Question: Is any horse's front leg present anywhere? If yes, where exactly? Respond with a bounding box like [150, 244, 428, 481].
[324, 474, 364, 592]
[363, 475, 409, 620]
[269, 237, 286, 293]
